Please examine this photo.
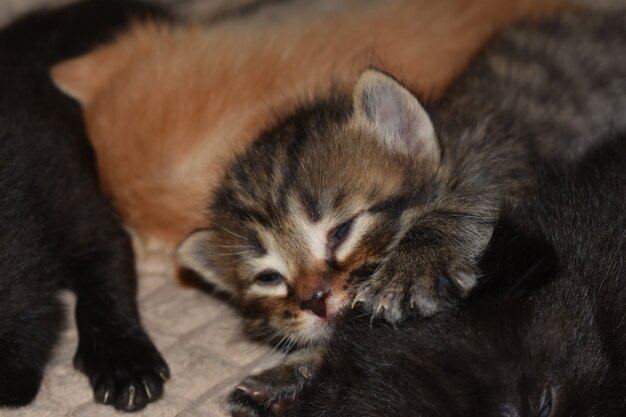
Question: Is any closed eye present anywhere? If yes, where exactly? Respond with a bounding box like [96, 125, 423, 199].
[255, 271, 284, 285]
[329, 219, 354, 248]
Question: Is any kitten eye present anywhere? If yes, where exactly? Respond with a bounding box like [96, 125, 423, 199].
[331, 219, 354, 244]
[538, 385, 555, 417]
[255, 272, 283, 285]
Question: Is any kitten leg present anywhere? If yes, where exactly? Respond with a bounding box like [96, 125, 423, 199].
[227, 348, 323, 417]
[70, 223, 169, 412]
[0, 292, 63, 407]
[355, 202, 495, 322]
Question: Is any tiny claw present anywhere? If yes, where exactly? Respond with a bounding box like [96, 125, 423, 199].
[352, 289, 369, 308]
[103, 389, 110, 404]
[234, 384, 249, 393]
[142, 379, 152, 400]
[375, 303, 385, 316]
[158, 371, 169, 381]
[236, 383, 269, 402]
[127, 385, 136, 410]
[297, 365, 311, 380]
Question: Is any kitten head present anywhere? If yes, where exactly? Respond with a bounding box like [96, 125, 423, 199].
[178, 69, 446, 347]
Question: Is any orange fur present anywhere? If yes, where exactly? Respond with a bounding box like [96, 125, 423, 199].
[52, 0, 566, 257]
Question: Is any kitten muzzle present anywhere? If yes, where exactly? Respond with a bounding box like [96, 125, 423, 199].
[299, 289, 330, 318]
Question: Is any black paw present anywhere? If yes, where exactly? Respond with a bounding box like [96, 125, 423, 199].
[0, 365, 42, 407]
[74, 336, 169, 412]
[227, 364, 312, 417]
[354, 254, 477, 322]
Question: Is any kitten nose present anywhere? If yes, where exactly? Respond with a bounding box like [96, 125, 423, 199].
[299, 290, 329, 318]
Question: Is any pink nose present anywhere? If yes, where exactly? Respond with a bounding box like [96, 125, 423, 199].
[299, 290, 329, 318]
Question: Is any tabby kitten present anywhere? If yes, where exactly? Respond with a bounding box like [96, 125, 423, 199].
[179, 8, 626, 346]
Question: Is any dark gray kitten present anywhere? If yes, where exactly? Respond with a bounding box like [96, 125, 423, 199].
[281, 134, 626, 417]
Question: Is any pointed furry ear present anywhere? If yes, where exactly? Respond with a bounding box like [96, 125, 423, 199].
[50, 42, 131, 105]
[352, 69, 440, 162]
[176, 229, 237, 296]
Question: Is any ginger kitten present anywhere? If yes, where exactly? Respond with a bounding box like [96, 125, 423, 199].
[51, 0, 565, 255]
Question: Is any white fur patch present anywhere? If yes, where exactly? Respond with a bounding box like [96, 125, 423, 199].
[297, 312, 333, 343]
[244, 235, 290, 298]
[296, 216, 333, 262]
[247, 280, 288, 298]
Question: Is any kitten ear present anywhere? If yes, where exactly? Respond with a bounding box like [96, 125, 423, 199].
[177, 229, 237, 296]
[50, 42, 131, 105]
[352, 69, 440, 162]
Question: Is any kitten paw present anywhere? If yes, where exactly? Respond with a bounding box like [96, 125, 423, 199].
[227, 363, 311, 417]
[0, 365, 43, 407]
[354, 257, 478, 322]
[74, 336, 169, 412]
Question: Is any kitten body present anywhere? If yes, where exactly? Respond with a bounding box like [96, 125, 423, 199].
[0, 1, 169, 411]
[51, 0, 565, 253]
[282, 134, 626, 417]
[180, 8, 626, 354]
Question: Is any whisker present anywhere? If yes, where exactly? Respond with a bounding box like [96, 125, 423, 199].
[208, 250, 254, 257]
[214, 223, 251, 242]
[229, 329, 288, 360]
[210, 244, 253, 249]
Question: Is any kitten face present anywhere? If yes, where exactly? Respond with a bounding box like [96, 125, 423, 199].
[205, 119, 429, 346]
[179, 70, 445, 346]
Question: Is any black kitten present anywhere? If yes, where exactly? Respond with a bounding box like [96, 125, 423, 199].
[279, 136, 626, 417]
[0, 0, 170, 412]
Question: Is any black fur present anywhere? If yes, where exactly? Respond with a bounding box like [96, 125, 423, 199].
[0, 0, 171, 411]
[288, 136, 626, 417]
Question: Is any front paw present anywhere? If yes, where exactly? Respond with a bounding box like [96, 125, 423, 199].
[74, 336, 169, 412]
[0, 364, 43, 407]
[227, 363, 312, 417]
[354, 252, 478, 322]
